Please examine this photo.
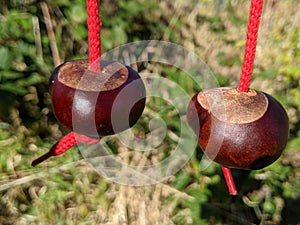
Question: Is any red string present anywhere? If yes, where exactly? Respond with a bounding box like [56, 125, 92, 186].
[222, 0, 263, 194]
[222, 166, 237, 195]
[238, 0, 263, 92]
[87, 0, 101, 72]
[32, 132, 99, 166]
[32, 0, 103, 166]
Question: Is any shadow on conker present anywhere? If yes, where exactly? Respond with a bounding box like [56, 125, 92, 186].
[187, 87, 289, 170]
[50, 59, 146, 137]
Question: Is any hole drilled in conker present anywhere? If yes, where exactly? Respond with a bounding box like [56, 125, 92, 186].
[187, 87, 289, 170]
[50, 59, 146, 137]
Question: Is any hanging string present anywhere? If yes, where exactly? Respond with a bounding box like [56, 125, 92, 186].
[222, 166, 237, 195]
[32, 132, 99, 166]
[238, 0, 263, 92]
[87, 0, 101, 72]
[222, 0, 263, 195]
[32, 0, 102, 166]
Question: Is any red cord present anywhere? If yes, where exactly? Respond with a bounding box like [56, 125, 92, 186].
[238, 0, 263, 92]
[87, 0, 101, 72]
[32, 132, 99, 166]
[32, 0, 103, 166]
[222, 166, 237, 195]
[222, 0, 263, 194]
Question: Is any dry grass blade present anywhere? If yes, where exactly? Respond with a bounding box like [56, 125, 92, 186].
[0, 159, 88, 192]
[103, 184, 181, 225]
[40, 1, 61, 67]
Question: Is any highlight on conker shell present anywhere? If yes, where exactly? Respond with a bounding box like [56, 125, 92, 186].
[50, 59, 146, 137]
[187, 87, 289, 170]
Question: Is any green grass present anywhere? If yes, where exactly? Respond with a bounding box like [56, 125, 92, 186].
[0, 0, 300, 224]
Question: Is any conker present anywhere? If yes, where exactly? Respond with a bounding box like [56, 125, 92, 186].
[187, 87, 289, 170]
[50, 59, 146, 137]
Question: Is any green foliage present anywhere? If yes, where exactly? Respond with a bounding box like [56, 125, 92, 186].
[0, 0, 300, 224]
[100, 0, 165, 49]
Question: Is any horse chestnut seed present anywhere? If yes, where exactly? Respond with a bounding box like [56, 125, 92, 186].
[50, 59, 146, 137]
[187, 87, 289, 170]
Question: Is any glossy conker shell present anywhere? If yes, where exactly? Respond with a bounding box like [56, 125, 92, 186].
[50, 59, 146, 137]
[187, 87, 289, 170]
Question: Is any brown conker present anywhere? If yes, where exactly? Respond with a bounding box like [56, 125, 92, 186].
[50, 59, 146, 137]
[187, 87, 289, 170]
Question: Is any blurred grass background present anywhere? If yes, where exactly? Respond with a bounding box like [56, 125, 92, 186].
[0, 0, 300, 224]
